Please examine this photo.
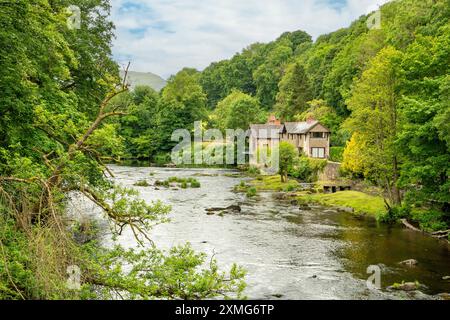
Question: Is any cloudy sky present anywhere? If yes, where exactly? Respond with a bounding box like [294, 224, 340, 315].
[110, 0, 391, 78]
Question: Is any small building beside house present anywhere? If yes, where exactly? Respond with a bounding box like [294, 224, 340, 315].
[249, 115, 331, 160]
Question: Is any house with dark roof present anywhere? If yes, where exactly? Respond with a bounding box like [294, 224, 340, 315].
[249, 115, 331, 160]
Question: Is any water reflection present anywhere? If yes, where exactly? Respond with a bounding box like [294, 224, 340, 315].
[75, 166, 450, 300]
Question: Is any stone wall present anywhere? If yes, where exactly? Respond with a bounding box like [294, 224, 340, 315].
[318, 161, 341, 181]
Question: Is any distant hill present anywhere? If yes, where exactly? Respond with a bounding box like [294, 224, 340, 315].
[120, 71, 167, 92]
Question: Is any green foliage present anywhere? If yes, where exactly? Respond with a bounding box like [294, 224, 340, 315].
[343, 47, 404, 205]
[156, 177, 201, 189]
[329, 147, 344, 163]
[116, 86, 160, 158]
[275, 63, 313, 121]
[80, 240, 247, 300]
[0, 0, 245, 300]
[395, 26, 450, 211]
[156, 69, 208, 152]
[376, 205, 409, 224]
[303, 191, 387, 216]
[410, 210, 449, 233]
[247, 166, 261, 176]
[212, 90, 266, 131]
[249, 175, 300, 192]
[134, 180, 151, 187]
[289, 157, 327, 182]
[200, 32, 312, 110]
[246, 187, 257, 198]
[253, 41, 294, 109]
[278, 142, 298, 182]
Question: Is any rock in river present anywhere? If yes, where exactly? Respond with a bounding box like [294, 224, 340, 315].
[206, 205, 242, 215]
[399, 259, 418, 266]
[388, 282, 421, 292]
[299, 204, 311, 211]
[336, 206, 355, 213]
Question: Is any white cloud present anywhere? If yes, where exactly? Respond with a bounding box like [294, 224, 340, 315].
[110, 0, 392, 78]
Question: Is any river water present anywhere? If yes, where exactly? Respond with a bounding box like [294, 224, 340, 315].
[71, 166, 450, 300]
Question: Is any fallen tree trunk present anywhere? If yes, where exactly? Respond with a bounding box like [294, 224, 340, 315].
[401, 219, 449, 241]
[400, 219, 422, 233]
[432, 229, 450, 236]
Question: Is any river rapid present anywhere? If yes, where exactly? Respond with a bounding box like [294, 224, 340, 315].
[69, 166, 450, 300]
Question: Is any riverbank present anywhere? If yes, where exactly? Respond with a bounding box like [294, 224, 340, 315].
[237, 172, 449, 242]
[103, 165, 450, 299]
[238, 174, 386, 217]
[299, 191, 386, 216]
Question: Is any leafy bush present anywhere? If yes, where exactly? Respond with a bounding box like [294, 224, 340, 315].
[289, 157, 327, 182]
[247, 166, 261, 175]
[285, 184, 296, 192]
[377, 205, 408, 224]
[158, 177, 201, 189]
[190, 180, 201, 188]
[134, 180, 151, 187]
[410, 209, 449, 232]
[246, 187, 257, 197]
[153, 152, 171, 166]
[330, 147, 344, 163]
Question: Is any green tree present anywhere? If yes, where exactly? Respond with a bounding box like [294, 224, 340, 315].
[275, 63, 313, 121]
[344, 47, 404, 206]
[396, 27, 450, 214]
[0, 1, 245, 300]
[117, 86, 160, 158]
[212, 90, 266, 131]
[279, 142, 298, 183]
[253, 40, 293, 109]
[155, 68, 208, 153]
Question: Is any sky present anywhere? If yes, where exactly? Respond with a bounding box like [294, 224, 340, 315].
[110, 0, 391, 79]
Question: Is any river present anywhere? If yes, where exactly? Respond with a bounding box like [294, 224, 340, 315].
[70, 166, 450, 300]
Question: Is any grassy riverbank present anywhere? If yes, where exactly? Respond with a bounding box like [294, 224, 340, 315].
[239, 174, 386, 216]
[299, 191, 386, 216]
[250, 175, 300, 192]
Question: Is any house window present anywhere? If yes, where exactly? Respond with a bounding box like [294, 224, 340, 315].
[312, 132, 325, 139]
[311, 147, 325, 158]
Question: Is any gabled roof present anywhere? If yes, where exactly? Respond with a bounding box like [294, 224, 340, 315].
[248, 121, 330, 138]
[249, 124, 284, 138]
[284, 121, 330, 134]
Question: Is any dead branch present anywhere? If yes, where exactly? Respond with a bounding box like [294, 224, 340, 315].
[400, 219, 422, 233]
[49, 62, 131, 187]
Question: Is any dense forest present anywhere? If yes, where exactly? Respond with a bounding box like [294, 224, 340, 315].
[0, 0, 448, 299]
[114, 0, 449, 228]
[0, 0, 245, 299]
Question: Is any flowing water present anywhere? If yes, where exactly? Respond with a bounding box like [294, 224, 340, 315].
[71, 166, 450, 300]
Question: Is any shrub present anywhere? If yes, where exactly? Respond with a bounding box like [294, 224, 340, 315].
[134, 180, 150, 187]
[247, 166, 261, 175]
[329, 147, 344, 163]
[158, 177, 201, 189]
[377, 205, 408, 224]
[246, 187, 257, 197]
[289, 157, 326, 182]
[285, 184, 296, 192]
[190, 180, 201, 188]
[410, 209, 449, 232]
[153, 152, 171, 165]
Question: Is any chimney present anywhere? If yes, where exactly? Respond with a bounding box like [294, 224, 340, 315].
[268, 114, 281, 125]
[307, 116, 316, 124]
